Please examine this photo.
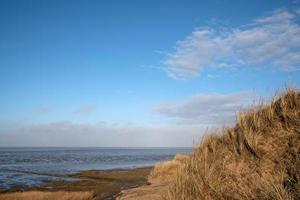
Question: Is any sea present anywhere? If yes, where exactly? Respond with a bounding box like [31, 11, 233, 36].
[0, 147, 191, 190]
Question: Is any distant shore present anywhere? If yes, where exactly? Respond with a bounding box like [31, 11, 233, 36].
[0, 166, 153, 200]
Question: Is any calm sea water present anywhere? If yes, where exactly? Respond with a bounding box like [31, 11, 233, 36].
[0, 147, 191, 190]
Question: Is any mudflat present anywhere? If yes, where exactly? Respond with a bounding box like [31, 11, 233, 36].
[0, 167, 153, 200]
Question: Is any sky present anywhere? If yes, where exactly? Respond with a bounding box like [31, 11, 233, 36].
[0, 0, 300, 147]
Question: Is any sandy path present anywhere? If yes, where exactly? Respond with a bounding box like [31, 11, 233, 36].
[116, 154, 188, 200]
[116, 179, 168, 200]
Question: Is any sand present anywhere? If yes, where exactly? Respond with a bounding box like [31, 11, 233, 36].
[0, 167, 152, 200]
[116, 178, 168, 200]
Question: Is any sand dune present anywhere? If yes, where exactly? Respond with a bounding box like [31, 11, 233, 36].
[119, 88, 300, 200]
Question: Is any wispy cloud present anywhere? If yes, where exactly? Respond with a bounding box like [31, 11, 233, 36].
[0, 121, 203, 147]
[74, 105, 94, 115]
[163, 8, 300, 79]
[155, 91, 254, 125]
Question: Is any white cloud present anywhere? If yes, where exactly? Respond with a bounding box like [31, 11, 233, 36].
[0, 121, 203, 147]
[0, 91, 256, 147]
[155, 91, 253, 125]
[163, 9, 300, 79]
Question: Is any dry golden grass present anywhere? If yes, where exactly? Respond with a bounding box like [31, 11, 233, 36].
[149, 154, 188, 182]
[164, 88, 300, 200]
[0, 191, 93, 200]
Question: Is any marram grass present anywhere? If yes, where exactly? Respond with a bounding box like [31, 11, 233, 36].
[163, 88, 300, 200]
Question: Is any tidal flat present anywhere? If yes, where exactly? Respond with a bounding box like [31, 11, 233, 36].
[0, 167, 152, 200]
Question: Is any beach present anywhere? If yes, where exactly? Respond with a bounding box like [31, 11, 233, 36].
[0, 147, 190, 200]
[0, 166, 153, 200]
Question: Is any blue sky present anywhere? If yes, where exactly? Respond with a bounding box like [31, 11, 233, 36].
[0, 0, 300, 147]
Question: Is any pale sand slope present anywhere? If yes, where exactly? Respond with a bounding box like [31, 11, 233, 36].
[116, 178, 169, 200]
[0, 191, 93, 200]
[117, 154, 188, 200]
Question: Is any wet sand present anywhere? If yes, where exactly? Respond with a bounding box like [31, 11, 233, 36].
[0, 167, 153, 200]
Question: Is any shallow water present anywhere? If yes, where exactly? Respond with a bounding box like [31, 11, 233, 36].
[0, 147, 191, 189]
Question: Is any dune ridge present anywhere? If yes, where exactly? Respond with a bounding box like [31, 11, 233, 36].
[164, 88, 300, 199]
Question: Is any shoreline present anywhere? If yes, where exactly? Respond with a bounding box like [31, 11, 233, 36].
[0, 166, 153, 200]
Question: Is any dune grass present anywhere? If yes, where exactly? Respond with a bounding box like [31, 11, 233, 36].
[164, 88, 300, 200]
[149, 154, 188, 182]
